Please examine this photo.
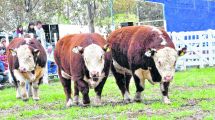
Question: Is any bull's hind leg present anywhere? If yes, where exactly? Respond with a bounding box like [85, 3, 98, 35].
[160, 82, 171, 104]
[111, 64, 131, 103]
[73, 81, 79, 105]
[94, 76, 108, 105]
[61, 78, 72, 107]
[59, 69, 72, 107]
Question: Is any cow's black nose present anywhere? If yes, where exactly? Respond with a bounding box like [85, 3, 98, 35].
[92, 74, 97, 77]
[93, 77, 99, 82]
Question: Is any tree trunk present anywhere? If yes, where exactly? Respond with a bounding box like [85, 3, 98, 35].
[87, 0, 95, 33]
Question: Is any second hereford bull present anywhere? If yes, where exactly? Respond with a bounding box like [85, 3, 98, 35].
[54, 33, 111, 107]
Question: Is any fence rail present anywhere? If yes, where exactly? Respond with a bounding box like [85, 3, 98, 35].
[168, 30, 215, 70]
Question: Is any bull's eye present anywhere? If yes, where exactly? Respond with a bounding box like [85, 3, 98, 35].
[174, 61, 176, 66]
[158, 61, 162, 66]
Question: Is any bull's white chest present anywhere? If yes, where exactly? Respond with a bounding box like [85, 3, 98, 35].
[13, 66, 45, 82]
[134, 68, 155, 85]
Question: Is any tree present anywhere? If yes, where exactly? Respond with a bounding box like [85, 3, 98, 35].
[87, 0, 96, 33]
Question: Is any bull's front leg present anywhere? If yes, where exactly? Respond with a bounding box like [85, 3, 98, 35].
[160, 82, 171, 104]
[133, 74, 145, 102]
[16, 85, 21, 99]
[94, 77, 107, 106]
[13, 70, 28, 101]
[19, 81, 28, 101]
[32, 80, 40, 101]
[77, 80, 90, 106]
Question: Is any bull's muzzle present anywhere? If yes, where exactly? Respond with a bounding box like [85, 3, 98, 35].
[164, 76, 173, 82]
[90, 71, 99, 78]
[19, 67, 27, 73]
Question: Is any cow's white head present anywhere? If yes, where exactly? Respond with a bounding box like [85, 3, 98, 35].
[10, 45, 40, 72]
[145, 47, 186, 82]
[72, 44, 109, 88]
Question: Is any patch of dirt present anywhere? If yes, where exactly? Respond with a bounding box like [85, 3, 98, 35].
[181, 110, 215, 120]
[0, 101, 63, 118]
[172, 84, 215, 91]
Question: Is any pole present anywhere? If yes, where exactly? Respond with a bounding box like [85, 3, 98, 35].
[110, 0, 115, 31]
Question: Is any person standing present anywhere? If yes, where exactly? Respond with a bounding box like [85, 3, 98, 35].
[0, 44, 8, 89]
[27, 22, 37, 38]
[35, 21, 48, 84]
[13, 25, 23, 38]
[35, 21, 46, 48]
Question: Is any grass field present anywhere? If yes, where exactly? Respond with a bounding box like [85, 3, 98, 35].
[0, 68, 215, 120]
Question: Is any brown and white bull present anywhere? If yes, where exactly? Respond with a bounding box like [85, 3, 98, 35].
[54, 33, 111, 107]
[108, 26, 185, 104]
[7, 37, 47, 101]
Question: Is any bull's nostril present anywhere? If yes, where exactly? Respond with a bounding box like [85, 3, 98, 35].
[92, 74, 97, 77]
[93, 77, 99, 82]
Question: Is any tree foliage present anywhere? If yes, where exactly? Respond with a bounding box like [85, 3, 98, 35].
[0, 0, 164, 32]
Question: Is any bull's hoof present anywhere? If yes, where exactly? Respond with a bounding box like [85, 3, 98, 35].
[16, 96, 21, 99]
[134, 92, 142, 102]
[163, 97, 171, 104]
[72, 96, 79, 106]
[123, 91, 132, 104]
[123, 98, 132, 104]
[94, 98, 102, 106]
[33, 97, 40, 101]
[81, 103, 90, 107]
[66, 99, 72, 108]
[22, 98, 29, 102]
[133, 98, 142, 102]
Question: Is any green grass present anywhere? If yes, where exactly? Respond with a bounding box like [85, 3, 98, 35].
[0, 68, 215, 120]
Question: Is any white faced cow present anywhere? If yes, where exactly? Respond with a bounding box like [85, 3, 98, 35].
[54, 33, 111, 107]
[7, 37, 47, 101]
[108, 25, 185, 104]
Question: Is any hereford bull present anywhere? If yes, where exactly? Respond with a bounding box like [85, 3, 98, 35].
[54, 33, 111, 107]
[108, 26, 185, 104]
[7, 37, 47, 101]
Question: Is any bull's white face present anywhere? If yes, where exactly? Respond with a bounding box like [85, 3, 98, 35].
[72, 44, 106, 88]
[153, 47, 178, 82]
[11, 45, 38, 72]
[83, 44, 105, 78]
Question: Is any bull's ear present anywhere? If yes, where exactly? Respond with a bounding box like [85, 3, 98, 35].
[103, 44, 110, 52]
[178, 46, 187, 56]
[145, 48, 157, 57]
[9, 49, 17, 56]
[72, 46, 84, 54]
[33, 49, 40, 56]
